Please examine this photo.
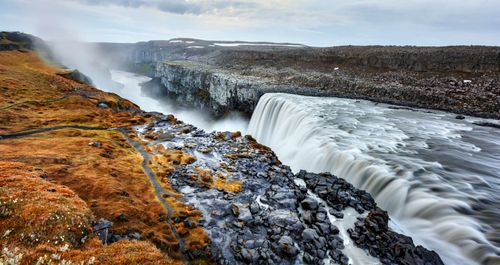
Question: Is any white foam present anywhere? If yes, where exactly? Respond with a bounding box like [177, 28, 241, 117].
[306, 190, 380, 265]
[180, 186, 196, 194]
[247, 93, 500, 265]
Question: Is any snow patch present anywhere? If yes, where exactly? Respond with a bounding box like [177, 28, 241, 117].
[214, 42, 305, 48]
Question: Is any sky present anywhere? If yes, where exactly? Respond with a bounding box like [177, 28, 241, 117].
[1, 0, 499, 46]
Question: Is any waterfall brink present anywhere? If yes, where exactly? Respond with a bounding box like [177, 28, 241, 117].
[247, 93, 500, 265]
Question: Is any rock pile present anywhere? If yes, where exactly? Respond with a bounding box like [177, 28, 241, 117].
[135, 116, 444, 264]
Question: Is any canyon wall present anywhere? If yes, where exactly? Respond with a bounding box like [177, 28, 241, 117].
[95, 39, 500, 118]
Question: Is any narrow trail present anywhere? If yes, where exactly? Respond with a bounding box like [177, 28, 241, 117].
[0, 125, 108, 139]
[0, 124, 189, 262]
[117, 127, 188, 262]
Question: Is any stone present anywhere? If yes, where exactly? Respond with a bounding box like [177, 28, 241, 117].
[277, 236, 298, 257]
[238, 207, 253, 223]
[231, 203, 240, 216]
[88, 141, 101, 147]
[116, 213, 128, 222]
[97, 102, 109, 108]
[301, 197, 319, 210]
[302, 228, 319, 242]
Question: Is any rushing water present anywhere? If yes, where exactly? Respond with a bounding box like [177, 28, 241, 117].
[109, 70, 248, 132]
[247, 93, 500, 265]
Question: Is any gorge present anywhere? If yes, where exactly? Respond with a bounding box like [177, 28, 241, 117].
[111, 70, 500, 265]
[1, 31, 499, 265]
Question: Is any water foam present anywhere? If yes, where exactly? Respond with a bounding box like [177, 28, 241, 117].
[247, 93, 500, 265]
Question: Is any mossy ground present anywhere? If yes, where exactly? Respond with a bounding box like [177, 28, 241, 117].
[0, 162, 174, 265]
[0, 50, 213, 264]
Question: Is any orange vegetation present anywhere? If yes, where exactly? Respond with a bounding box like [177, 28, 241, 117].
[192, 167, 243, 193]
[143, 143, 214, 262]
[0, 162, 174, 265]
[0, 129, 181, 256]
[0, 50, 213, 263]
[0, 51, 152, 134]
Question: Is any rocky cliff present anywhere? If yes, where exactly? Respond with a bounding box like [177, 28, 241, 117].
[97, 39, 500, 118]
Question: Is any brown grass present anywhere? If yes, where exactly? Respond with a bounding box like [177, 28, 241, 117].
[0, 51, 152, 134]
[0, 162, 175, 265]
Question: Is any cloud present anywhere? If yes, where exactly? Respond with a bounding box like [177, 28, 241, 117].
[76, 0, 258, 15]
[1, 0, 499, 45]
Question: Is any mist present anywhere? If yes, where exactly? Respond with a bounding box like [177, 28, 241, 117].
[28, 1, 248, 133]
[47, 40, 249, 132]
[109, 70, 248, 132]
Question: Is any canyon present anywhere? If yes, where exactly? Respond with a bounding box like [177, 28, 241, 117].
[97, 38, 500, 119]
[2, 31, 500, 265]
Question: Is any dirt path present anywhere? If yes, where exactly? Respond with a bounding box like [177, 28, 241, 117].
[0, 125, 108, 139]
[117, 127, 187, 262]
[0, 124, 189, 262]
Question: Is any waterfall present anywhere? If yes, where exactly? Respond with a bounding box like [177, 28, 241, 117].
[247, 93, 500, 265]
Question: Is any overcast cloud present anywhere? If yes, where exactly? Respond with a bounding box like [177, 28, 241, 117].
[0, 0, 499, 46]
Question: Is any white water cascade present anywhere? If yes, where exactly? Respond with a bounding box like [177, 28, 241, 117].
[109, 70, 248, 132]
[247, 93, 500, 265]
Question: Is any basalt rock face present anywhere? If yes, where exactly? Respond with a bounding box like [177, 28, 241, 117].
[0, 31, 39, 51]
[0, 32, 54, 60]
[117, 40, 500, 118]
[149, 55, 500, 118]
[149, 61, 337, 117]
[348, 210, 444, 265]
[151, 62, 264, 116]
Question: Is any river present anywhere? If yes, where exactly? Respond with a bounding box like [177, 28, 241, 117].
[247, 93, 500, 265]
[111, 70, 500, 265]
[109, 70, 248, 132]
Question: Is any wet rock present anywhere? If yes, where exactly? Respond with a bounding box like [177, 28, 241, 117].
[301, 197, 319, 210]
[138, 116, 443, 264]
[349, 209, 444, 265]
[93, 218, 113, 244]
[156, 132, 175, 141]
[302, 228, 319, 242]
[249, 201, 261, 215]
[277, 236, 298, 257]
[238, 207, 253, 223]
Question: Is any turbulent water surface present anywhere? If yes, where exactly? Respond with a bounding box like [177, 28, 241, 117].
[248, 93, 500, 265]
[109, 70, 248, 132]
[109, 70, 500, 264]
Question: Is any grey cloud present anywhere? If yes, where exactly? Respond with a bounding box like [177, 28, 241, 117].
[77, 0, 257, 15]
